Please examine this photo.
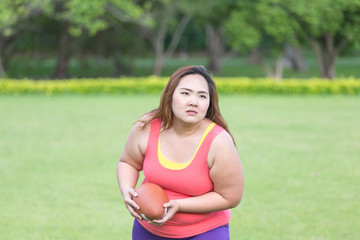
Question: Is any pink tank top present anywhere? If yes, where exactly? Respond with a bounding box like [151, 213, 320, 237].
[137, 118, 231, 238]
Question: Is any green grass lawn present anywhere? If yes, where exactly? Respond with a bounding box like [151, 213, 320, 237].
[0, 95, 359, 239]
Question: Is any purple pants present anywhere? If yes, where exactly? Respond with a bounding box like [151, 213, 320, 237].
[132, 219, 230, 240]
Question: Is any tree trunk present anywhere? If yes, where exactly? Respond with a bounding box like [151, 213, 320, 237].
[285, 45, 308, 71]
[153, 58, 164, 76]
[248, 47, 262, 65]
[153, 30, 165, 76]
[0, 57, 5, 78]
[310, 38, 335, 79]
[274, 57, 284, 80]
[324, 57, 336, 79]
[150, 6, 169, 76]
[151, 11, 192, 76]
[205, 24, 237, 73]
[0, 38, 5, 78]
[206, 24, 223, 73]
[309, 34, 348, 79]
[261, 55, 284, 81]
[0, 35, 16, 78]
[52, 23, 71, 79]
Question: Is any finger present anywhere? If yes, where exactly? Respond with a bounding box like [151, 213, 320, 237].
[129, 188, 138, 198]
[125, 204, 142, 220]
[163, 200, 179, 211]
[125, 196, 140, 210]
[152, 208, 173, 225]
[148, 220, 163, 226]
[151, 219, 164, 225]
[163, 202, 171, 208]
[152, 216, 169, 225]
[131, 200, 140, 211]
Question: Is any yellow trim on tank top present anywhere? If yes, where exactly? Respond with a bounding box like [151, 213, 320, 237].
[158, 122, 216, 170]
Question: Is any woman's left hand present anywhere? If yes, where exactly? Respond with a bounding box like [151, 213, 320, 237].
[149, 200, 180, 225]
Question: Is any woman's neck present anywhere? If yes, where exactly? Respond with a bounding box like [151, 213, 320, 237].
[171, 119, 204, 138]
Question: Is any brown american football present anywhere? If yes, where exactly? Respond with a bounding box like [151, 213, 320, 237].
[133, 183, 168, 221]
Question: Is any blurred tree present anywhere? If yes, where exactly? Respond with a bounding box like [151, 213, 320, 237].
[287, 0, 360, 79]
[115, 0, 194, 76]
[92, 23, 148, 77]
[63, 0, 142, 36]
[193, 0, 238, 73]
[0, 0, 51, 78]
[0, 33, 15, 78]
[65, 0, 192, 76]
[226, 0, 360, 79]
[225, 0, 300, 79]
[178, 23, 205, 52]
[49, 0, 142, 78]
[51, 1, 72, 79]
[284, 45, 308, 72]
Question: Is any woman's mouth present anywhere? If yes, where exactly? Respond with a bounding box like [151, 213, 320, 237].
[186, 110, 197, 115]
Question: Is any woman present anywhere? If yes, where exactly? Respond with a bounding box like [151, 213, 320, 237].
[117, 65, 244, 239]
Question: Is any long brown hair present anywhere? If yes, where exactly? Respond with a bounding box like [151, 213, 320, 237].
[139, 65, 235, 143]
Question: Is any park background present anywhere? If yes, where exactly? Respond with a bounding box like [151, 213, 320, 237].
[0, 0, 359, 239]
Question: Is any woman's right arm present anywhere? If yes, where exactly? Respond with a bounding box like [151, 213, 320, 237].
[117, 122, 149, 220]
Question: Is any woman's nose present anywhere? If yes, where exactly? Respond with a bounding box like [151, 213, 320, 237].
[188, 96, 198, 107]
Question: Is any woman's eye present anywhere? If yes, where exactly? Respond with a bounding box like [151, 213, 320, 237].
[200, 95, 207, 99]
[181, 92, 189, 95]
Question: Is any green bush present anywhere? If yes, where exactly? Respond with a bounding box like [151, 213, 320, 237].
[215, 78, 360, 94]
[0, 77, 359, 95]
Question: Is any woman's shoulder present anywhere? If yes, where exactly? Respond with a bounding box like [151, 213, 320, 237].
[132, 116, 153, 137]
[211, 128, 233, 147]
[130, 114, 152, 140]
[134, 113, 159, 132]
[126, 117, 154, 155]
[208, 120, 235, 149]
[207, 130, 238, 168]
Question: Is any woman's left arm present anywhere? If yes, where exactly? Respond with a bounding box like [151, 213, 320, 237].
[209, 131, 244, 208]
[153, 131, 244, 224]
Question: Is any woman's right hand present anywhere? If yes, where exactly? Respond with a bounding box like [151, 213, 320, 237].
[123, 187, 142, 220]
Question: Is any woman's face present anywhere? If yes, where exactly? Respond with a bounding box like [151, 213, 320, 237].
[172, 74, 210, 124]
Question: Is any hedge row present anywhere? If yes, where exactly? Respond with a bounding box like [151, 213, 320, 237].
[0, 77, 359, 95]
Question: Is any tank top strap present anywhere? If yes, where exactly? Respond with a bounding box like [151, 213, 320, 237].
[145, 118, 161, 156]
[197, 124, 225, 156]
